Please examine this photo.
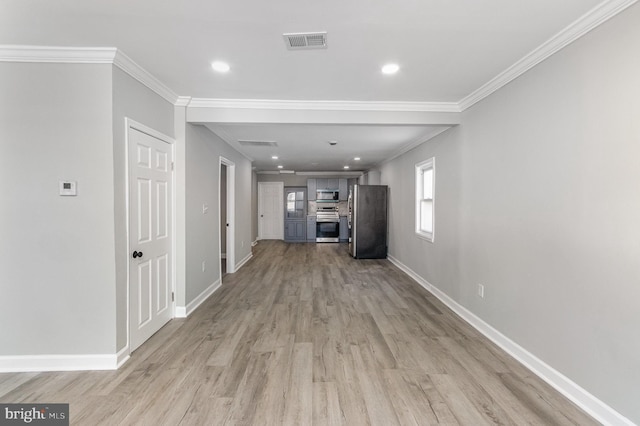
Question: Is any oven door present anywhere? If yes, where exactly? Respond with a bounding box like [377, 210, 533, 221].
[316, 220, 340, 242]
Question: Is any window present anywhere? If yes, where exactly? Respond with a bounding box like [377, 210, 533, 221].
[416, 157, 435, 241]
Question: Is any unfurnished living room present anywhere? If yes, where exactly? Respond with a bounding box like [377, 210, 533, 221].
[1, 1, 639, 425]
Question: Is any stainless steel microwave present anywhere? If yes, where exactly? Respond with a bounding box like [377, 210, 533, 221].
[317, 189, 339, 201]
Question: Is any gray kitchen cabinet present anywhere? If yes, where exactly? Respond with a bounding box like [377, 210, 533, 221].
[285, 187, 306, 220]
[307, 216, 316, 241]
[339, 179, 348, 200]
[285, 220, 306, 241]
[339, 216, 348, 241]
[315, 178, 328, 190]
[307, 179, 316, 200]
[314, 178, 339, 190]
[309, 178, 347, 200]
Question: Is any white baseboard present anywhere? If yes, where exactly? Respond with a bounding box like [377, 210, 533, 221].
[175, 278, 221, 319]
[221, 253, 227, 259]
[235, 252, 253, 272]
[116, 345, 130, 369]
[0, 353, 119, 373]
[387, 254, 635, 426]
[175, 305, 187, 318]
[251, 240, 258, 247]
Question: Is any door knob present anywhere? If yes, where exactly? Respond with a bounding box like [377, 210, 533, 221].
[132, 250, 143, 259]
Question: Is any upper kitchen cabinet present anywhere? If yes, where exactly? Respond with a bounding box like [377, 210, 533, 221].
[308, 178, 348, 200]
[308, 179, 317, 200]
[315, 178, 338, 190]
[339, 179, 348, 200]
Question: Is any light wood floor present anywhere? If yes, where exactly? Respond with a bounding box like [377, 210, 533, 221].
[0, 241, 597, 425]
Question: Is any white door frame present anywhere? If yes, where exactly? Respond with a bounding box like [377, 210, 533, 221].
[125, 118, 176, 354]
[220, 157, 235, 275]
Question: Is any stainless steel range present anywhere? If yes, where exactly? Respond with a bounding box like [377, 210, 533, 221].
[316, 203, 340, 242]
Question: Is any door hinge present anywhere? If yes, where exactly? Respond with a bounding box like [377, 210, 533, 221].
[172, 292, 175, 302]
[171, 162, 174, 171]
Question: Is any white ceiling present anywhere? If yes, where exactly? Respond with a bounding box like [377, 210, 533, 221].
[205, 123, 450, 171]
[1, 0, 609, 172]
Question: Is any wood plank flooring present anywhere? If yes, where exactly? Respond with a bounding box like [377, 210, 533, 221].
[0, 241, 598, 425]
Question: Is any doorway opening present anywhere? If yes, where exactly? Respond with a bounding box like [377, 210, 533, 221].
[220, 157, 235, 280]
[220, 164, 227, 276]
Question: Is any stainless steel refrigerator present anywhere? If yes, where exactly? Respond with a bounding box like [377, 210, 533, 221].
[348, 185, 388, 259]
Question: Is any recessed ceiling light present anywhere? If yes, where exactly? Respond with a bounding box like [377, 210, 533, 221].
[354, 157, 361, 161]
[277, 165, 283, 169]
[343, 166, 350, 169]
[211, 61, 230, 73]
[381, 63, 399, 75]
[271, 155, 279, 160]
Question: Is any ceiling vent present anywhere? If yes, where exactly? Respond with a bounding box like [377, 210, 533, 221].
[238, 140, 278, 147]
[283, 32, 327, 50]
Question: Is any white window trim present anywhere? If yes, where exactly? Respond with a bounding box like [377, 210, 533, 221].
[415, 157, 435, 242]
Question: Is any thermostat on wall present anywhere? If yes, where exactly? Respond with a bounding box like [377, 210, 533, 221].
[59, 181, 77, 196]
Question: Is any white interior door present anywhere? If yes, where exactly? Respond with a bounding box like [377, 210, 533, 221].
[258, 182, 284, 240]
[129, 125, 173, 352]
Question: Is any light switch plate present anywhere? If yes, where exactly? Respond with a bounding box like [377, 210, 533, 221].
[59, 181, 77, 196]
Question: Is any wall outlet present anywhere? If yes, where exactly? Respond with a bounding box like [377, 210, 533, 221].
[478, 283, 485, 298]
[202, 261, 206, 272]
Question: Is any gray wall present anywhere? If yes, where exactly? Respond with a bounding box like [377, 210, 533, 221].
[111, 66, 174, 352]
[380, 4, 640, 423]
[0, 63, 116, 355]
[0, 61, 251, 358]
[185, 124, 252, 305]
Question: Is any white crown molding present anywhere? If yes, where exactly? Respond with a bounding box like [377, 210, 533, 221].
[175, 96, 192, 107]
[2, 0, 635, 116]
[459, 0, 638, 111]
[188, 98, 461, 113]
[387, 255, 635, 426]
[0, 45, 179, 104]
[0, 45, 117, 63]
[112, 49, 179, 104]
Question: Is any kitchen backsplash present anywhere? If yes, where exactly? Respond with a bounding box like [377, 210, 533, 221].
[308, 201, 348, 216]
